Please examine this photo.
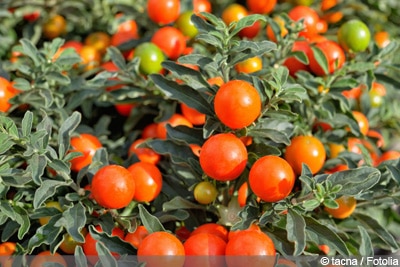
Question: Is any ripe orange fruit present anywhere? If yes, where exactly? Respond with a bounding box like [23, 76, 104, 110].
[0, 242, 16, 256]
[156, 114, 193, 139]
[325, 196, 357, 219]
[111, 19, 139, 47]
[124, 225, 149, 248]
[193, 0, 212, 14]
[249, 155, 296, 202]
[214, 80, 261, 129]
[79, 45, 102, 71]
[222, 4, 248, 26]
[151, 26, 186, 60]
[91, 165, 135, 209]
[84, 32, 111, 55]
[235, 56, 263, 74]
[180, 103, 206, 125]
[374, 31, 391, 48]
[184, 233, 226, 267]
[137, 231, 185, 267]
[147, 0, 181, 25]
[128, 138, 161, 165]
[246, 0, 276, 14]
[375, 150, 400, 166]
[30, 251, 67, 267]
[190, 223, 229, 242]
[0, 77, 19, 112]
[42, 14, 67, 39]
[225, 229, 276, 267]
[199, 133, 248, 181]
[127, 162, 163, 202]
[352, 110, 369, 136]
[284, 135, 326, 175]
[69, 133, 102, 172]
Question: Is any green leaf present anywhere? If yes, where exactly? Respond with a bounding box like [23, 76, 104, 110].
[27, 154, 47, 185]
[58, 111, 82, 158]
[161, 60, 209, 90]
[33, 180, 70, 209]
[107, 46, 126, 70]
[291, 51, 309, 65]
[21, 111, 33, 137]
[230, 14, 267, 37]
[96, 242, 118, 267]
[358, 225, 374, 256]
[45, 71, 71, 85]
[165, 125, 204, 145]
[286, 209, 306, 256]
[229, 40, 277, 65]
[304, 216, 350, 255]
[88, 225, 136, 255]
[28, 216, 64, 252]
[0, 133, 14, 154]
[74, 246, 88, 266]
[151, 74, 213, 116]
[13, 77, 32, 91]
[138, 204, 165, 233]
[163, 196, 204, 211]
[353, 213, 399, 251]
[63, 203, 87, 243]
[20, 38, 41, 66]
[310, 46, 329, 76]
[327, 167, 380, 196]
[146, 139, 198, 165]
[249, 128, 291, 145]
[14, 206, 31, 239]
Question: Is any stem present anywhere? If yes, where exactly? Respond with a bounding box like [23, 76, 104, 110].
[119, 201, 139, 218]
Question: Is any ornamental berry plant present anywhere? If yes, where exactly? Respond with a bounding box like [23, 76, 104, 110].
[0, 0, 400, 266]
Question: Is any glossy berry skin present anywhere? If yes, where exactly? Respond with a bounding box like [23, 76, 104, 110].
[134, 42, 166, 75]
[147, 0, 180, 25]
[69, 133, 102, 172]
[199, 133, 248, 181]
[91, 165, 135, 209]
[214, 80, 261, 129]
[138, 231, 185, 267]
[249, 155, 296, 202]
[284, 135, 326, 175]
[127, 162, 163, 202]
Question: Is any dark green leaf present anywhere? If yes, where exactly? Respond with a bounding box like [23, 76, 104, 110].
[64, 203, 87, 243]
[88, 225, 136, 255]
[28, 217, 63, 252]
[291, 51, 309, 65]
[13, 77, 32, 91]
[151, 74, 213, 116]
[58, 111, 81, 158]
[304, 216, 350, 255]
[310, 46, 329, 76]
[21, 111, 33, 137]
[358, 225, 374, 256]
[108, 46, 126, 70]
[20, 38, 40, 66]
[353, 213, 399, 251]
[74, 246, 88, 266]
[161, 60, 209, 90]
[147, 139, 198, 165]
[138, 204, 165, 233]
[28, 154, 47, 185]
[96, 242, 118, 267]
[163, 196, 204, 211]
[33, 180, 70, 209]
[327, 167, 380, 196]
[0, 133, 14, 154]
[45, 71, 71, 85]
[165, 125, 204, 145]
[287, 209, 306, 256]
[230, 14, 267, 37]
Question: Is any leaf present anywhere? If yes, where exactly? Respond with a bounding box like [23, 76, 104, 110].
[63, 203, 87, 243]
[58, 111, 82, 158]
[286, 209, 306, 256]
[229, 40, 277, 65]
[150, 74, 213, 116]
[248, 128, 291, 145]
[33, 180, 70, 209]
[327, 167, 381, 196]
[20, 38, 40, 66]
[230, 14, 267, 37]
[165, 125, 204, 145]
[13, 77, 32, 91]
[27, 154, 47, 185]
[138, 204, 165, 233]
[161, 60, 209, 90]
[358, 225, 374, 256]
[45, 71, 71, 85]
[304, 216, 350, 255]
[28, 217, 64, 252]
[0, 133, 14, 154]
[310, 46, 329, 76]
[353, 213, 399, 251]
[74, 246, 88, 267]
[88, 225, 136, 256]
[146, 139, 198, 165]
[21, 111, 33, 137]
[291, 51, 309, 65]
[96, 242, 118, 267]
[107, 46, 126, 70]
[163, 196, 204, 211]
